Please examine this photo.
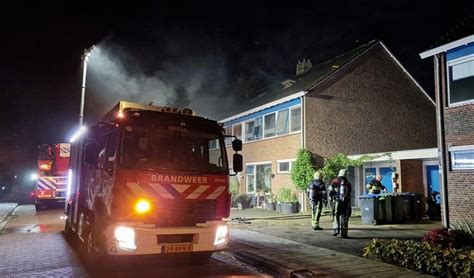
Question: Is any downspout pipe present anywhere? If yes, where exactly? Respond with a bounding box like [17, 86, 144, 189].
[435, 54, 449, 228]
[300, 95, 306, 212]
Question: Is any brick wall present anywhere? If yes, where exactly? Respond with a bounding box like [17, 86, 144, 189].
[304, 44, 437, 159]
[447, 171, 474, 224]
[399, 159, 424, 194]
[444, 105, 474, 145]
[439, 53, 474, 225]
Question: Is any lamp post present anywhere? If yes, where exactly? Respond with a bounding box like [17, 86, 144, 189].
[79, 45, 95, 126]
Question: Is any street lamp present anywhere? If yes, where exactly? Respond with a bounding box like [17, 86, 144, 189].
[79, 45, 95, 126]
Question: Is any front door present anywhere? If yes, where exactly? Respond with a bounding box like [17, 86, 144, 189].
[364, 168, 376, 194]
[379, 167, 394, 192]
[426, 165, 441, 204]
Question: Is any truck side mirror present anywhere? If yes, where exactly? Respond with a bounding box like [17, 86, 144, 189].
[232, 139, 242, 152]
[84, 142, 99, 166]
[233, 153, 243, 173]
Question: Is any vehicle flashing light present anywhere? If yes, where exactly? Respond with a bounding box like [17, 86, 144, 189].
[70, 126, 87, 143]
[135, 199, 151, 214]
[117, 110, 125, 119]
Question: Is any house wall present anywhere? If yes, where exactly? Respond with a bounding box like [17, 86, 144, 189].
[438, 49, 474, 225]
[304, 44, 437, 160]
[225, 133, 301, 195]
[399, 159, 424, 194]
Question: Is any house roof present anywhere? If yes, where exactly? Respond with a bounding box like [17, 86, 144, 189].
[221, 39, 433, 123]
[220, 40, 379, 121]
[420, 16, 474, 59]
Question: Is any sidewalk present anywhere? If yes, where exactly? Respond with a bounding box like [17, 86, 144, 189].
[229, 228, 431, 277]
[0, 202, 17, 223]
[229, 208, 441, 257]
[227, 208, 440, 277]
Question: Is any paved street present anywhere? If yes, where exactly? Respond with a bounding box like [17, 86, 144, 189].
[0, 204, 266, 277]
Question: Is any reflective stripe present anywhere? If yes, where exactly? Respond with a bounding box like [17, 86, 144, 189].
[206, 186, 226, 200]
[171, 184, 192, 193]
[126, 182, 148, 196]
[186, 185, 210, 199]
[149, 183, 175, 199]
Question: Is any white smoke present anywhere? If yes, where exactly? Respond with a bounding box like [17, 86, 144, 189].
[84, 42, 233, 122]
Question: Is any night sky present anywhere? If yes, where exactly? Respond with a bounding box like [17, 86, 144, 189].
[0, 2, 473, 178]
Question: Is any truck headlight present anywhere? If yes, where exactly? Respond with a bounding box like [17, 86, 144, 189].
[214, 225, 229, 246]
[114, 226, 136, 250]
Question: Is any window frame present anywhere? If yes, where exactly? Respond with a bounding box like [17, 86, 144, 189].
[263, 112, 277, 138]
[224, 126, 233, 146]
[289, 106, 302, 133]
[245, 164, 256, 194]
[446, 54, 474, 107]
[450, 145, 474, 170]
[276, 159, 296, 174]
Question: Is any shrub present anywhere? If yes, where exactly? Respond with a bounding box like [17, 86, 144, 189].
[230, 177, 240, 197]
[277, 187, 297, 203]
[422, 228, 472, 249]
[363, 239, 473, 277]
[291, 149, 315, 191]
[320, 153, 377, 182]
[451, 220, 474, 246]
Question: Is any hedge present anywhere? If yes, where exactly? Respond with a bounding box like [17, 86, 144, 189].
[363, 239, 473, 277]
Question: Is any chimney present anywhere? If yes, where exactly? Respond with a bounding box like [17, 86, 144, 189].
[296, 58, 312, 75]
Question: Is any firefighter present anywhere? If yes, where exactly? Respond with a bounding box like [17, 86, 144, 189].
[329, 169, 352, 238]
[307, 171, 327, 230]
[366, 175, 387, 194]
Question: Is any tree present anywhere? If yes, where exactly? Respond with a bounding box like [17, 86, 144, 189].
[319, 153, 382, 182]
[291, 149, 315, 191]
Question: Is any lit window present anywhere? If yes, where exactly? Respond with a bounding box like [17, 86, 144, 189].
[264, 113, 276, 138]
[233, 124, 242, 140]
[451, 149, 474, 170]
[275, 109, 289, 135]
[224, 126, 232, 146]
[448, 57, 474, 105]
[209, 139, 219, 150]
[290, 107, 301, 132]
[246, 165, 255, 193]
[245, 117, 262, 142]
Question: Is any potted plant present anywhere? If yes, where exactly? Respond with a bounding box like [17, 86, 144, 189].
[275, 197, 282, 212]
[277, 187, 298, 214]
[265, 192, 276, 211]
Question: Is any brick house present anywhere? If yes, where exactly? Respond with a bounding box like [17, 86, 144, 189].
[419, 17, 474, 226]
[219, 40, 437, 207]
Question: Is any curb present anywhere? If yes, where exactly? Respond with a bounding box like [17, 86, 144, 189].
[0, 203, 18, 223]
[234, 251, 315, 278]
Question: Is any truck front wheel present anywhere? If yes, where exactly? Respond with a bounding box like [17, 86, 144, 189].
[83, 222, 105, 268]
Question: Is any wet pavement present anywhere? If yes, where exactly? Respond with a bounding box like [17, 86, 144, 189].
[229, 208, 442, 257]
[0, 204, 268, 277]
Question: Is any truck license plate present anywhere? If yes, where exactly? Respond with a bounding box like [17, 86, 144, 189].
[162, 244, 193, 253]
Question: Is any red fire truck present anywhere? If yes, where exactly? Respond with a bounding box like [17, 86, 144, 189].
[34, 143, 71, 210]
[64, 101, 242, 262]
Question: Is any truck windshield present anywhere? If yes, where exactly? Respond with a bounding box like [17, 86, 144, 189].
[119, 125, 227, 173]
